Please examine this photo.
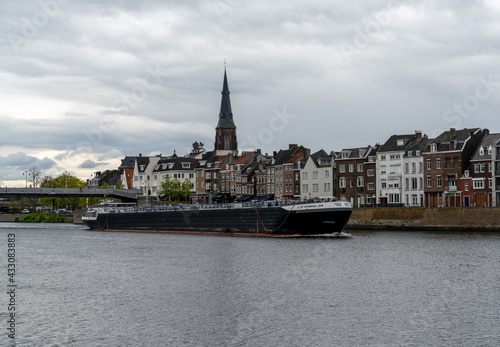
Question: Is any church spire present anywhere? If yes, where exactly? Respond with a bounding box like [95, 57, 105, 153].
[214, 64, 238, 154]
[217, 68, 236, 128]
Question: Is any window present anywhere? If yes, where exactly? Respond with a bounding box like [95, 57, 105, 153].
[380, 155, 386, 161]
[350, 180, 353, 188]
[324, 183, 331, 192]
[368, 182, 375, 190]
[473, 179, 485, 189]
[412, 195, 418, 206]
[224, 134, 231, 150]
[405, 163, 409, 173]
[325, 170, 330, 178]
[489, 163, 493, 172]
[313, 171, 318, 179]
[381, 165, 386, 175]
[357, 164, 364, 172]
[480, 163, 485, 173]
[182, 162, 191, 168]
[427, 175, 432, 188]
[357, 176, 364, 187]
[408, 151, 412, 157]
[367, 169, 374, 176]
[381, 181, 387, 189]
[419, 162, 423, 173]
[339, 178, 346, 189]
[405, 178, 409, 190]
[412, 178, 418, 190]
[416, 151, 421, 156]
[206, 182, 211, 190]
[426, 159, 431, 170]
[436, 158, 441, 169]
[465, 183, 469, 191]
[303, 172, 308, 180]
[349, 164, 354, 172]
[342, 152, 349, 159]
[489, 178, 493, 188]
[339, 165, 345, 173]
[431, 144, 437, 152]
[388, 193, 400, 203]
[437, 175, 442, 187]
[313, 184, 319, 192]
[206, 172, 211, 179]
[412, 163, 416, 173]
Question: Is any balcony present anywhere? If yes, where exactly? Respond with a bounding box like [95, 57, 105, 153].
[445, 185, 457, 192]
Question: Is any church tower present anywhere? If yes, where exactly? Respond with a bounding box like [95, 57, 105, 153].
[214, 66, 238, 155]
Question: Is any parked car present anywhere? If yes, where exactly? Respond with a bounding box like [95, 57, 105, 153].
[21, 208, 30, 214]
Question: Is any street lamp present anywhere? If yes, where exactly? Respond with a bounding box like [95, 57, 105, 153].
[22, 171, 30, 188]
[63, 171, 70, 188]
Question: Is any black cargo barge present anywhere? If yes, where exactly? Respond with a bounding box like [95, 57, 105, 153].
[82, 201, 352, 236]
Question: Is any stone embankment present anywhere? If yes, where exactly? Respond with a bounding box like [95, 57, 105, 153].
[346, 207, 500, 231]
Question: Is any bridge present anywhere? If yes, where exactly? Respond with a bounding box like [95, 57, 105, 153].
[0, 188, 144, 201]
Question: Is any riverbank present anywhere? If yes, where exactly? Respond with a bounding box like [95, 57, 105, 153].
[0, 213, 74, 223]
[345, 207, 500, 231]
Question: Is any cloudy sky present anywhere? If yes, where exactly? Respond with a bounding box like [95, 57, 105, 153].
[1, 0, 500, 186]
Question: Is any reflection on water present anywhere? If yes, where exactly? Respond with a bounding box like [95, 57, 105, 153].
[1, 223, 499, 346]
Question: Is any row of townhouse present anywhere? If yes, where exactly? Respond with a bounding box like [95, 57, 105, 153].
[336, 127, 500, 208]
[114, 127, 500, 208]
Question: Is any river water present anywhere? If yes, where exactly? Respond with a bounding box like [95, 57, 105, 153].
[0, 223, 499, 346]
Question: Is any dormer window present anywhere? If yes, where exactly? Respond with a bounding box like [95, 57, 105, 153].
[342, 152, 349, 159]
[139, 165, 146, 171]
[408, 151, 412, 157]
[182, 162, 191, 169]
[168, 163, 174, 169]
[479, 147, 485, 155]
[431, 144, 437, 152]
[416, 150, 421, 156]
[397, 139, 405, 146]
[207, 163, 212, 168]
[488, 146, 492, 155]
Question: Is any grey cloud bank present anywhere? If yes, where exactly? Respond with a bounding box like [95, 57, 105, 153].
[1, 0, 500, 185]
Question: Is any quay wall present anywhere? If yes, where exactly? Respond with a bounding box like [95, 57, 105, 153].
[346, 207, 500, 231]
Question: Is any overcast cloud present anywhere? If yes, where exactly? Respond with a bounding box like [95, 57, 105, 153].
[1, 0, 500, 186]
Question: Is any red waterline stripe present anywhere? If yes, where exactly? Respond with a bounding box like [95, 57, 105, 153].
[96, 229, 308, 237]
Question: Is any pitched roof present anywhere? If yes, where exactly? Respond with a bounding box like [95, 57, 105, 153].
[216, 69, 236, 128]
[425, 128, 481, 152]
[471, 133, 500, 161]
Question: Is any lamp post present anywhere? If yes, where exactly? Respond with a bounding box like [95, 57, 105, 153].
[63, 171, 70, 188]
[22, 170, 29, 188]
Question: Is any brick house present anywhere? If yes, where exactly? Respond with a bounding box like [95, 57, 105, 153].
[423, 128, 484, 207]
[336, 146, 378, 207]
[468, 130, 499, 206]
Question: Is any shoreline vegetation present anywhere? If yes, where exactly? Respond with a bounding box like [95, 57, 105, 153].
[14, 213, 64, 223]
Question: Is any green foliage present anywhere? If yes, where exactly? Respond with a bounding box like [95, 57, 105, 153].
[16, 213, 64, 223]
[159, 176, 192, 202]
[40, 174, 87, 210]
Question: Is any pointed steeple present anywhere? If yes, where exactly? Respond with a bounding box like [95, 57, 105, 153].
[217, 68, 236, 128]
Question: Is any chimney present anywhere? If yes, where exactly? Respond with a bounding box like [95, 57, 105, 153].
[256, 148, 261, 154]
[273, 151, 277, 157]
[450, 128, 456, 140]
[483, 128, 490, 136]
[415, 130, 422, 140]
[450, 141, 455, 151]
[289, 144, 298, 150]
[139, 153, 142, 157]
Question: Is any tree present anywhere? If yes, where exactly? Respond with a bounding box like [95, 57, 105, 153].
[40, 173, 86, 210]
[28, 166, 43, 188]
[159, 176, 192, 202]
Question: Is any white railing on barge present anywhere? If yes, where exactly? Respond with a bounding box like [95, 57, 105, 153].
[90, 200, 351, 214]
